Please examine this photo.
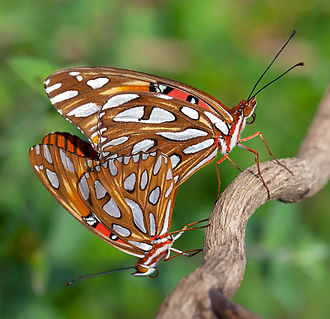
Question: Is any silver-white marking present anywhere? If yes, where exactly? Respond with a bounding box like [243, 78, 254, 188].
[142, 153, 149, 160]
[165, 182, 173, 198]
[180, 148, 218, 182]
[182, 138, 214, 154]
[204, 111, 229, 134]
[94, 180, 107, 199]
[128, 241, 152, 251]
[170, 154, 181, 168]
[166, 168, 173, 181]
[45, 83, 62, 94]
[103, 94, 139, 110]
[125, 198, 146, 233]
[43, 145, 53, 164]
[109, 160, 118, 176]
[103, 198, 121, 218]
[112, 224, 131, 237]
[79, 175, 89, 200]
[60, 149, 74, 172]
[69, 71, 80, 76]
[123, 156, 131, 165]
[44, 78, 50, 86]
[149, 186, 160, 205]
[174, 175, 179, 183]
[149, 213, 156, 236]
[87, 77, 109, 89]
[180, 106, 199, 120]
[50, 90, 79, 104]
[131, 139, 155, 155]
[124, 173, 136, 192]
[102, 136, 129, 148]
[67, 102, 99, 117]
[156, 93, 173, 100]
[159, 199, 171, 236]
[156, 128, 207, 141]
[46, 169, 59, 189]
[215, 121, 229, 135]
[133, 154, 140, 163]
[153, 156, 162, 175]
[140, 170, 148, 191]
[76, 75, 83, 81]
[35, 144, 40, 155]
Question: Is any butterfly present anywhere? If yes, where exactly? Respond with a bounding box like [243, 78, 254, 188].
[43, 32, 301, 197]
[29, 132, 204, 278]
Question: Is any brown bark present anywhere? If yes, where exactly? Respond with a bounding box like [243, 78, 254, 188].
[156, 86, 330, 319]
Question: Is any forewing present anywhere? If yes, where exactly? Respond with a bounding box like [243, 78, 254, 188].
[29, 132, 141, 257]
[44, 67, 232, 151]
[76, 151, 177, 255]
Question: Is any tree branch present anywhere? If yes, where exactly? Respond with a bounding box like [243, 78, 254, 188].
[155, 86, 330, 319]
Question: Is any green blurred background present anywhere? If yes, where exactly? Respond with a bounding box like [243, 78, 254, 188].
[0, 0, 329, 318]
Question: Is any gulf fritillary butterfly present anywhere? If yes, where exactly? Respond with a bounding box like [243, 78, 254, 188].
[43, 31, 301, 197]
[29, 132, 204, 278]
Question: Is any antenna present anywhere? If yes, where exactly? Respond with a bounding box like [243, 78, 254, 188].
[251, 62, 304, 99]
[247, 30, 296, 101]
[66, 266, 135, 286]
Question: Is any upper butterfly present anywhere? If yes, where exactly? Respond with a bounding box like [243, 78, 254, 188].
[44, 31, 301, 190]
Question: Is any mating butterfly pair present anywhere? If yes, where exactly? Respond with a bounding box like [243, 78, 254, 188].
[30, 31, 301, 279]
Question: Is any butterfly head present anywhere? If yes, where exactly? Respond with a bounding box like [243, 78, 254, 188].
[240, 97, 257, 120]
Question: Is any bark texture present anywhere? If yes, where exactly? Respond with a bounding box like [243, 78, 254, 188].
[156, 87, 330, 319]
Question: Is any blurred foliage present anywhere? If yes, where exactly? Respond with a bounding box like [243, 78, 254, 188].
[0, 0, 329, 318]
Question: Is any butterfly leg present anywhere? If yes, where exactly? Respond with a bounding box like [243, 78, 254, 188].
[238, 143, 270, 198]
[239, 131, 293, 175]
[216, 154, 228, 198]
[169, 218, 209, 238]
[164, 248, 203, 262]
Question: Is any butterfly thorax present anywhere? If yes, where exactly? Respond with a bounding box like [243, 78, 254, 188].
[217, 98, 257, 155]
[133, 234, 174, 277]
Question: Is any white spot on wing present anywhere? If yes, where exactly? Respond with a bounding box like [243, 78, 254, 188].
[159, 199, 172, 236]
[149, 186, 160, 205]
[131, 139, 155, 155]
[112, 224, 131, 237]
[170, 154, 181, 168]
[103, 198, 121, 218]
[153, 156, 162, 175]
[204, 111, 229, 135]
[149, 213, 156, 236]
[113, 106, 144, 122]
[103, 94, 140, 109]
[156, 128, 208, 141]
[46, 169, 59, 189]
[109, 160, 118, 176]
[165, 182, 173, 198]
[124, 173, 136, 192]
[43, 145, 52, 164]
[35, 144, 40, 155]
[87, 77, 109, 89]
[50, 90, 79, 104]
[182, 138, 214, 154]
[102, 136, 129, 148]
[45, 83, 62, 94]
[79, 175, 89, 200]
[95, 180, 107, 199]
[125, 198, 146, 233]
[60, 149, 74, 172]
[66, 103, 99, 117]
[166, 168, 173, 180]
[69, 71, 80, 76]
[181, 106, 199, 120]
[128, 241, 152, 251]
[140, 170, 148, 191]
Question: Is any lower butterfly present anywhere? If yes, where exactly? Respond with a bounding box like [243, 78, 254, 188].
[29, 132, 205, 279]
